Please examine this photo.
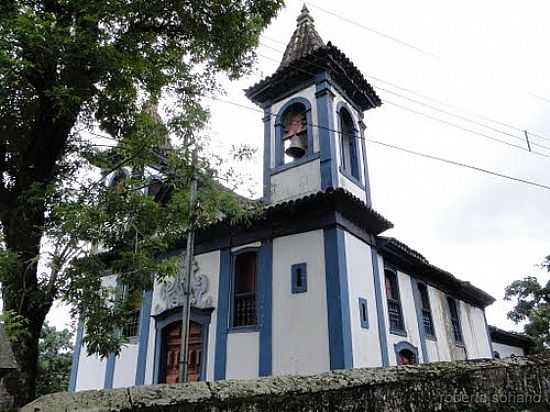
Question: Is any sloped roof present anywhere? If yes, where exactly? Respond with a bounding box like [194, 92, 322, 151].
[279, 5, 325, 68]
[246, 8, 381, 111]
[489, 326, 534, 351]
[377, 237, 495, 308]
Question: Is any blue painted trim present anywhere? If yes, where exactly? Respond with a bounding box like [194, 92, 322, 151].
[358, 297, 369, 329]
[135, 288, 153, 385]
[411, 278, 429, 363]
[385, 267, 407, 336]
[270, 153, 320, 176]
[258, 240, 273, 376]
[371, 247, 389, 367]
[68, 321, 84, 392]
[262, 105, 272, 203]
[152, 306, 212, 383]
[394, 341, 419, 365]
[339, 167, 365, 189]
[323, 227, 353, 369]
[104, 352, 116, 389]
[274, 96, 314, 167]
[359, 120, 372, 207]
[335, 103, 361, 182]
[447, 296, 465, 346]
[228, 247, 261, 331]
[291, 263, 308, 294]
[214, 249, 231, 380]
[483, 310, 495, 358]
[316, 72, 337, 190]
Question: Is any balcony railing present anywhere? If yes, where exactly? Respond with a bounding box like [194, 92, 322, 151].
[233, 292, 256, 327]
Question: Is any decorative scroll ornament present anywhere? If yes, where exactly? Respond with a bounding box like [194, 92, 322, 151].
[154, 257, 214, 314]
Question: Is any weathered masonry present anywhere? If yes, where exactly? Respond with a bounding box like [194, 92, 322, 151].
[26, 355, 550, 412]
[70, 6, 497, 391]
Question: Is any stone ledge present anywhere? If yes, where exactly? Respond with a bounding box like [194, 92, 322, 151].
[23, 355, 550, 412]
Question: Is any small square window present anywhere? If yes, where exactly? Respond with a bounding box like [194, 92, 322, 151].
[291, 263, 307, 294]
[359, 297, 369, 329]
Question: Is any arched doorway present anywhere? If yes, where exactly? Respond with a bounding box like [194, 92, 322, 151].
[394, 341, 419, 366]
[154, 307, 212, 383]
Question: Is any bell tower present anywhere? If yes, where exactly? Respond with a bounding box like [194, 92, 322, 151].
[246, 5, 381, 205]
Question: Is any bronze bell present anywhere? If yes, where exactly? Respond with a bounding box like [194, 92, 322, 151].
[285, 133, 307, 158]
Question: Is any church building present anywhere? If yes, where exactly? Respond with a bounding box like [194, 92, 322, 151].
[69, 6, 496, 391]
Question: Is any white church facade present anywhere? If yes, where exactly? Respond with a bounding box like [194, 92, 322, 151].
[69, 6, 496, 392]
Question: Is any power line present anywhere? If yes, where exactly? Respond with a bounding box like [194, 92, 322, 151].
[305, 2, 439, 59]
[257, 45, 550, 146]
[374, 86, 550, 151]
[206, 94, 550, 192]
[256, 51, 550, 158]
[383, 99, 550, 159]
[274, 4, 550, 141]
[365, 74, 550, 144]
[82, 94, 550, 192]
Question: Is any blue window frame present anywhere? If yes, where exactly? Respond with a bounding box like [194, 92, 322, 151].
[447, 297, 464, 345]
[384, 268, 406, 336]
[339, 107, 360, 181]
[291, 263, 307, 294]
[359, 297, 369, 329]
[230, 249, 259, 330]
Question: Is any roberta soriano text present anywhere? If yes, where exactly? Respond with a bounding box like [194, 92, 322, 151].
[440, 390, 543, 405]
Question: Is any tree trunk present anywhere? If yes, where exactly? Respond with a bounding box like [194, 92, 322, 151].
[1, 201, 52, 407]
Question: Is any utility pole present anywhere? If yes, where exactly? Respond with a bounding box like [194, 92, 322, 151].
[178, 149, 198, 383]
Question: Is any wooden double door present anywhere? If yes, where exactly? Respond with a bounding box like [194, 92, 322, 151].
[161, 320, 203, 383]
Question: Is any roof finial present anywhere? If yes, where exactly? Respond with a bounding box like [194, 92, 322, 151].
[297, 3, 314, 25]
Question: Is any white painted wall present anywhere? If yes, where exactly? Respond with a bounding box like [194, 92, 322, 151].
[195, 250, 221, 381]
[270, 158, 321, 203]
[332, 91, 367, 203]
[225, 332, 259, 379]
[272, 230, 330, 375]
[459, 303, 493, 359]
[344, 232, 382, 367]
[493, 342, 525, 358]
[112, 343, 138, 388]
[75, 350, 106, 391]
[425, 285, 453, 362]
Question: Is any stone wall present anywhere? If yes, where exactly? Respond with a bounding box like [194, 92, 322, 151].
[23, 355, 550, 412]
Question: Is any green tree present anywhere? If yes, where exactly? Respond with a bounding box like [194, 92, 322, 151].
[36, 322, 73, 397]
[0, 0, 283, 405]
[504, 256, 550, 353]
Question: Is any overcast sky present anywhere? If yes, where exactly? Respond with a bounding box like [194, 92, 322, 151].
[48, 0, 550, 332]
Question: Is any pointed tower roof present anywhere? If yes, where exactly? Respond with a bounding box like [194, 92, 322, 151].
[279, 5, 324, 68]
[246, 6, 381, 111]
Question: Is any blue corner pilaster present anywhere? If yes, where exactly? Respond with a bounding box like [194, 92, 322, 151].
[135, 288, 153, 385]
[263, 105, 272, 203]
[483, 310, 495, 358]
[359, 119, 372, 207]
[323, 227, 353, 369]
[214, 249, 231, 380]
[104, 352, 116, 389]
[371, 247, 389, 366]
[258, 240, 273, 376]
[411, 278, 429, 363]
[316, 72, 337, 190]
[68, 321, 84, 392]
